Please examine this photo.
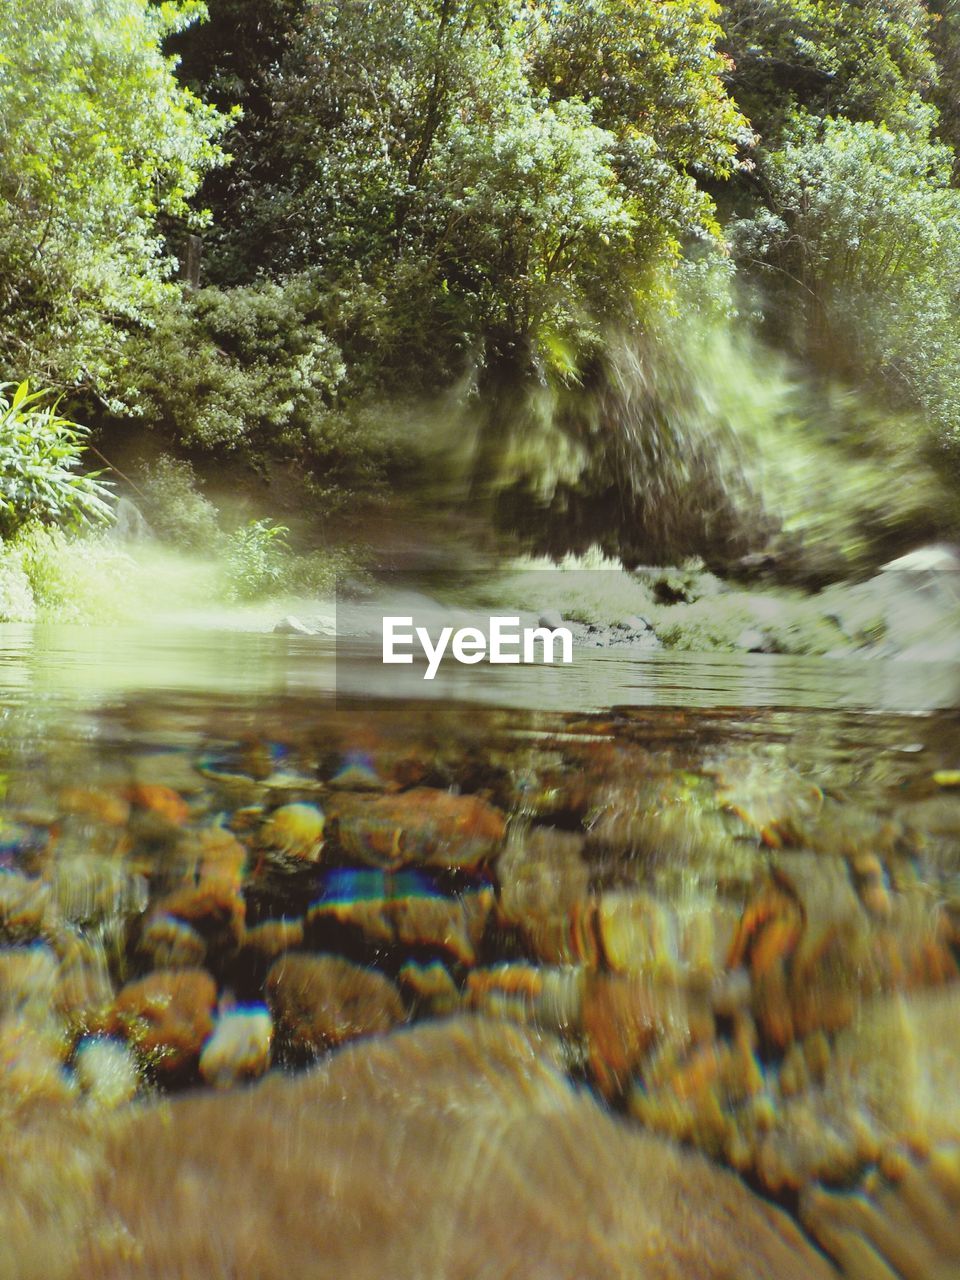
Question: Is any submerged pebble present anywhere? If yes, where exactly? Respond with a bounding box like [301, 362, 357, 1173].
[73, 1036, 139, 1108]
[199, 1005, 273, 1087]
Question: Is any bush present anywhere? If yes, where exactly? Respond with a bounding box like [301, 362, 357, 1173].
[138, 456, 221, 550]
[0, 525, 134, 623]
[0, 382, 113, 537]
[119, 278, 346, 454]
[219, 517, 364, 601]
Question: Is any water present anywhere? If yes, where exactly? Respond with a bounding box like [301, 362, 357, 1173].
[1, 622, 958, 1280]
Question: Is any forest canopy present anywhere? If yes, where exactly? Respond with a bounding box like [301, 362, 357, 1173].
[2, 0, 960, 572]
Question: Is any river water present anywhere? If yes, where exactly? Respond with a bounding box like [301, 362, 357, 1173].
[0, 624, 958, 1280]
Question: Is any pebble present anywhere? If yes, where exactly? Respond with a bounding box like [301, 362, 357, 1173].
[111, 969, 218, 1076]
[74, 1036, 139, 1108]
[199, 1006, 273, 1087]
[266, 953, 405, 1056]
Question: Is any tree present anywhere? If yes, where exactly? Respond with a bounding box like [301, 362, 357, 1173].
[0, 0, 232, 392]
[719, 0, 938, 144]
[733, 110, 960, 440]
[207, 0, 749, 388]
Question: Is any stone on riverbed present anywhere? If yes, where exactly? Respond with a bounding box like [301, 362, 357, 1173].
[73, 1037, 139, 1109]
[332, 787, 505, 868]
[0, 1017, 838, 1280]
[199, 1006, 272, 1087]
[307, 887, 494, 967]
[266, 953, 405, 1057]
[110, 969, 217, 1077]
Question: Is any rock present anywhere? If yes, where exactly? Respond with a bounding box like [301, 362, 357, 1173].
[242, 918, 305, 963]
[183, 825, 249, 889]
[737, 627, 772, 653]
[496, 826, 590, 963]
[465, 964, 585, 1035]
[583, 972, 698, 1097]
[538, 609, 566, 629]
[73, 1037, 139, 1108]
[127, 783, 189, 828]
[266, 953, 405, 1057]
[620, 614, 651, 632]
[57, 787, 130, 827]
[802, 1145, 960, 1280]
[139, 915, 207, 970]
[880, 543, 960, 574]
[110, 969, 217, 1077]
[0, 944, 59, 1021]
[53, 935, 115, 1035]
[0, 1017, 75, 1116]
[199, 1006, 273, 1087]
[0, 872, 54, 942]
[46, 856, 148, 927]
[333, 788, 505, 869]
[307, 887, 494, 967]
[13, 1018, 837, 1280]
[274, 615, 316, 636]
[259, 803, 325, 862]
[148, 878, 245, 954]
[396, 961, 460, 1014]
[750, 986, 960, 1192]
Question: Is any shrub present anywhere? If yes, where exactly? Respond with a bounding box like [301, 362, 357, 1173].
[119, 279, 346, 454]
[138, 456, 222, 550]
[0, 382, 113, 538]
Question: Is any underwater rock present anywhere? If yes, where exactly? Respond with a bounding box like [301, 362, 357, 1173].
[241, 917, 305, 963]
[802, 1144, 960, 1280]
[266, 953, 405, 1057]
[0, 944, 59, 1021]
[0, 872, 55, 943]
[182, 825, 249, 890]
[750, 987, 960, 1192]
[496, 826, 590, 961]
[397, 961, 461, 1014]
[73, 1037, 139, 1109]
[148, 877, 245, 955]
[259, 803, 325, 863]
[332, 788, 505, 869]
[583, 972, 704, 1098]
[127, 783, 189, 829]
[52, 934, 115, 1037]
[46, 856, 148, 928]
[33, 1018, 839, 1280]
[110, 969, 217, 1077]
[0, 1016, 75, 1117]
[731, 855, 957, 1050]
[139, 915, 207, 970]
[307, 886, 494, 967]
[465, 964, 585, 1036]
[199, 1006, 272, 1087]
[57, 787, 130, 828]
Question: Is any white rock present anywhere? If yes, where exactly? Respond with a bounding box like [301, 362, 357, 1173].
[881, 543, 960, 573]
[200, 1006, 273, 1088]
[74, 1036, 139, 1109]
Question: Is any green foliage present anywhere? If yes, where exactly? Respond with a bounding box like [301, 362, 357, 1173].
[138, 456, 221, 550]
[719, 0, 937, 142]
[219, 517, 361, 599]
[0, 382, 113, 538]
[120, 278, 345, 451]
[0, 526, 134, 623]
[221, 518, 291, 599]
[733, 111, 960, 439]
[0, 0, 232, 390]
[210, 0, 748, 385]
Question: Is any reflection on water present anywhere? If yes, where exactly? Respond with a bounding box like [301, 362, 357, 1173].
[2, 622, 960, 712]
[0, 623, 959, 1280]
